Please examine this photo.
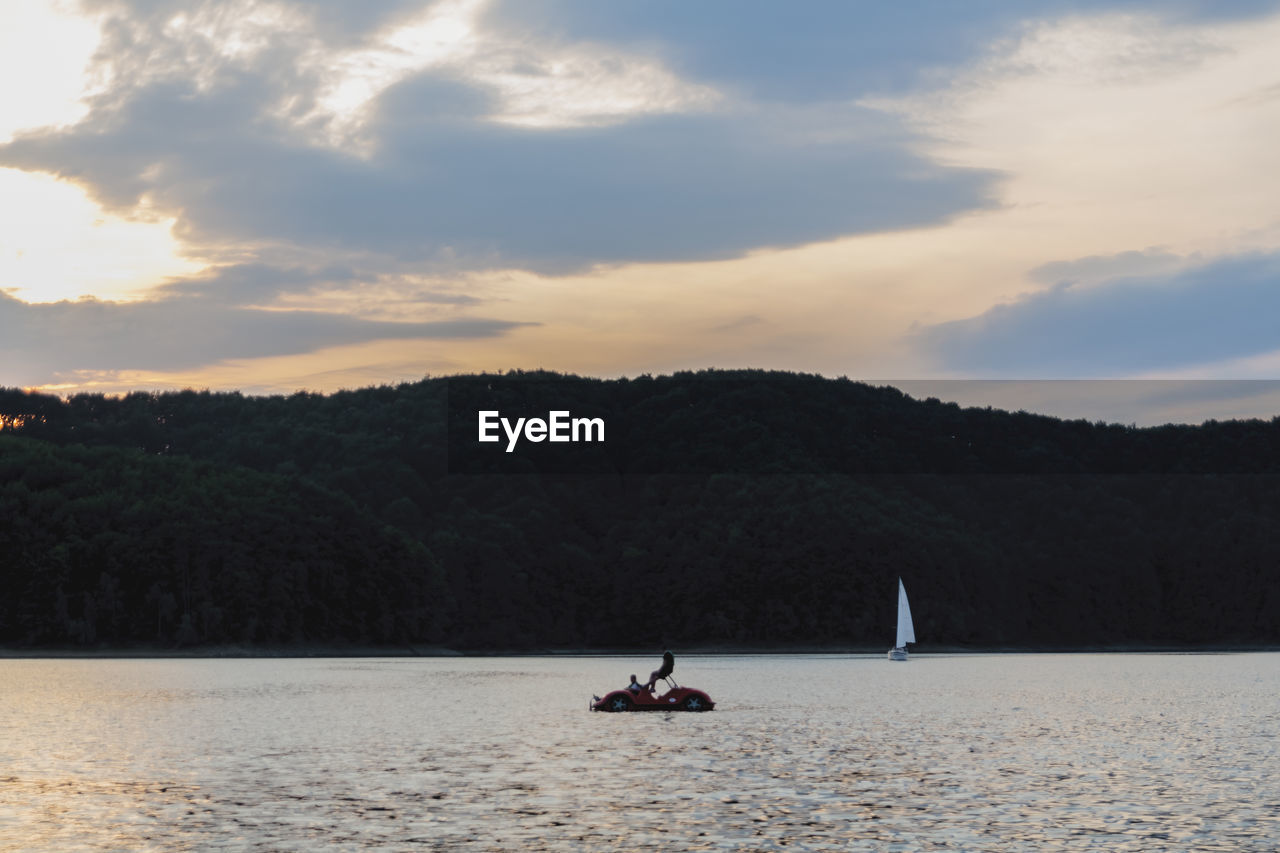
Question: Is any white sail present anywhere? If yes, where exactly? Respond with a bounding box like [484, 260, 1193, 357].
[895, 578, 915, 649]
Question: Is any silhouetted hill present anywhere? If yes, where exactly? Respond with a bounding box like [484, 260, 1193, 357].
[2, 371, 1278, 650]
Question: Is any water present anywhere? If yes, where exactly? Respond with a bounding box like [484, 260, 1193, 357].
[1, 654, 1277, 851]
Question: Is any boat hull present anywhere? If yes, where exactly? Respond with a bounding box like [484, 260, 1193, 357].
[887, 647, 909, 661]
[590, 686, 715, 712]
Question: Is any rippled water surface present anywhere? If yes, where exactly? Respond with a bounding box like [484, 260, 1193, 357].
[1, 653, 1278, 850]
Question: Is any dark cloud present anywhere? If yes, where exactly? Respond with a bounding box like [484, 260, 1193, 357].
[913, 254, 1280, 376]
[711, 314, 766, 333]
[1, 74, 994, 276]
[366, 95, 994, 273]
[0, 291, 530, 386]
[481, 0, 1280, 102]
[160, 262, 485, 307]
[1030, 249, 1187, 286]
[0, 1, 997, 283]
[280, 0, 445, 44]
[162, 263, 360, 303]
[414, 291, 482, 306]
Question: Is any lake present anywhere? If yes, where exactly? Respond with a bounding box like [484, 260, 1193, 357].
[1, 654, 1277, 850]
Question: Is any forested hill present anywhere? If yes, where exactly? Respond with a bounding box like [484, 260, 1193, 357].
[2, 370, 1279, 651]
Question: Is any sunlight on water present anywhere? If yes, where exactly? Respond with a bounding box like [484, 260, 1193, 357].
[0, 654, 1277, 850]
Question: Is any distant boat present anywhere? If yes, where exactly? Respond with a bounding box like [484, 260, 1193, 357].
[887, 578, 915, 661]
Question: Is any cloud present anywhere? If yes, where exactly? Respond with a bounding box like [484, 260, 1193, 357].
[6, 1, 1280, 398]
[480, 1, 1280, 102]
[2, 82, 994, 276]
[885, 379, 1280, 426]
[161, 263, 363, 304]
[160, 262, 487, 316]
[0, 290, 530, 387]
[1029, 249, 1190, 287]
[0, 0, 997, 283]
[913, 253, 1280, 376]
[711, 314, 766, 334]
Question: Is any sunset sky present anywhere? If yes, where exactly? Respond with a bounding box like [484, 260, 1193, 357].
[3, 1, 1280, 422]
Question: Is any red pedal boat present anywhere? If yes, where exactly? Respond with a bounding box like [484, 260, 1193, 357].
[590, 651, 714, 711]
[591, 684, 715, 712]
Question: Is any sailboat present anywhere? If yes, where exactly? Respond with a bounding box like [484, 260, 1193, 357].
[887, 578, 915, 661]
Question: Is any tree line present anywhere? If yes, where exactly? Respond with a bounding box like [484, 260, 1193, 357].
[1, 371, 1278, 649]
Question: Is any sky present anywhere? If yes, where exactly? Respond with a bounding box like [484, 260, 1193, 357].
[2, 0, 1280, 424]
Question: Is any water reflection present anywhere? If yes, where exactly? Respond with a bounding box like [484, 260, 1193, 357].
[0, 654, 1277, 850]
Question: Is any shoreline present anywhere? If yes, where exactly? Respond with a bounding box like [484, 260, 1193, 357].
[3, 643, 1279, 659]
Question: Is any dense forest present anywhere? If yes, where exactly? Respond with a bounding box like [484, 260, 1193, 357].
[2, 371, 1279, 651]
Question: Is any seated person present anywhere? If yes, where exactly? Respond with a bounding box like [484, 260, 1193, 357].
[627, 674, 647, 694]
[644, 650, 675, 693]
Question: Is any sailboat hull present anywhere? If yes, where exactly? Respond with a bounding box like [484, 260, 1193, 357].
[887, 647, 909, 661]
